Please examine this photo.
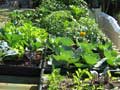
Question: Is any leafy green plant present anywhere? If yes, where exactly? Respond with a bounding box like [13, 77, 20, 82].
[78, 17, 107, 43]
[42, 10, 80, 36]
[70, 5, 88, 19]
[48, 37, 79, 64]
[104, 50, 118, 66]
[83, 53, 99, 65]
[47, 68, 102, 90]
[72, 69, 104, 90]
[47, 37, 101, 68]
[9, 0, 108, 45]
[114, 55, 120, 66]
[48, 69, 65, 90]
[62, 0, 87, 8]
[78, 43, 99, 66]
[2, 22, 48, 56]
[2, 0, 118, 74]
[39, 0, 67, 12]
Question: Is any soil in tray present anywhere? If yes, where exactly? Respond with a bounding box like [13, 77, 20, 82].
[0, 51, 42, 77]
[42, 75, 120, 90]
[1, 50, 42, 66]
[0, 57, 42, 77]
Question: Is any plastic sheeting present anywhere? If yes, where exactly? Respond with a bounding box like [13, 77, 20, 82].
[98, 12, 120, 33]
[90, 8, 120, 49]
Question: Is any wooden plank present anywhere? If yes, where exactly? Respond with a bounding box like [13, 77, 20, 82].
[0, 75, 40, 84]
[0, 83, 38, 90]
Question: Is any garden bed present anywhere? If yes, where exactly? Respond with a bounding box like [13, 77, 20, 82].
[0, 64, 41, 77]
[42, 69, 120, 90]
[0, 51, 52, 77]
[0, 0, 120, 89]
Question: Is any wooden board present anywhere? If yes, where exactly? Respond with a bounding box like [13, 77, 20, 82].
[0, 75, 40, 84]
[0, 83, 38, 90]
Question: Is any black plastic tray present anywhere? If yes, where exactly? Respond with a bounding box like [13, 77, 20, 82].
[0, 65, 41, 77]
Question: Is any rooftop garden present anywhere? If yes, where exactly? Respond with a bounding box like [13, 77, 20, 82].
[0, 0, 120, 89]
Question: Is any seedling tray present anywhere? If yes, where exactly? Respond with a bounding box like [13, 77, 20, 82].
[0, 64, 41, 77]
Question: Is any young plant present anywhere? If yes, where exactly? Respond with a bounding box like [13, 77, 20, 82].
[48, 36, 80, 65]
[48, 69, 65, 90]
[104, 50, 118, 66]
[2, 22, 48, 56]
[72, 69, 100, 90]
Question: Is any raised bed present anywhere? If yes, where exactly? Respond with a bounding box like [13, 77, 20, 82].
[0, 64, 41, 77]
[0, 58, 52, 77]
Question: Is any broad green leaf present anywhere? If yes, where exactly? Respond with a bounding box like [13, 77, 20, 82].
[107, 57, 116, 66]
[74, 63, 84, 67]
[60, 37, 74, 46]
[54, 37, 74, 46]
[113, 56, 120, 65]
[104, 50, 117, 65]
[83, 53, 98, 65]
[53, 50, 79, 63]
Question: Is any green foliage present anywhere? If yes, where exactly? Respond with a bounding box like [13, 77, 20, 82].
[42, 10, 80, 36]
[39, 0, 67, 12]
[78, 42, 99, 65]
[83, 53, 99, 65]
[63, 0, 87, 8]
[104, 50, 118, 66]
[47, 68, 104, 90]
[10, 10, 37, 26]
[78, 17, 105, 43]
[73, 69, 92, 84]
[1, 1, 119, 89]
[1, 0, 118, 70]
[54, 50, 79, 64]
[72, 69, 105, 90]
[38, 0, 87, 13]
[48, 37, 101, 67]
[3, 22, 48, 56]
[48, 37, 79, 64]
[114, 56, 120, 66]
[48, 69, 65, 90]
[70, 5, 88, 19]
